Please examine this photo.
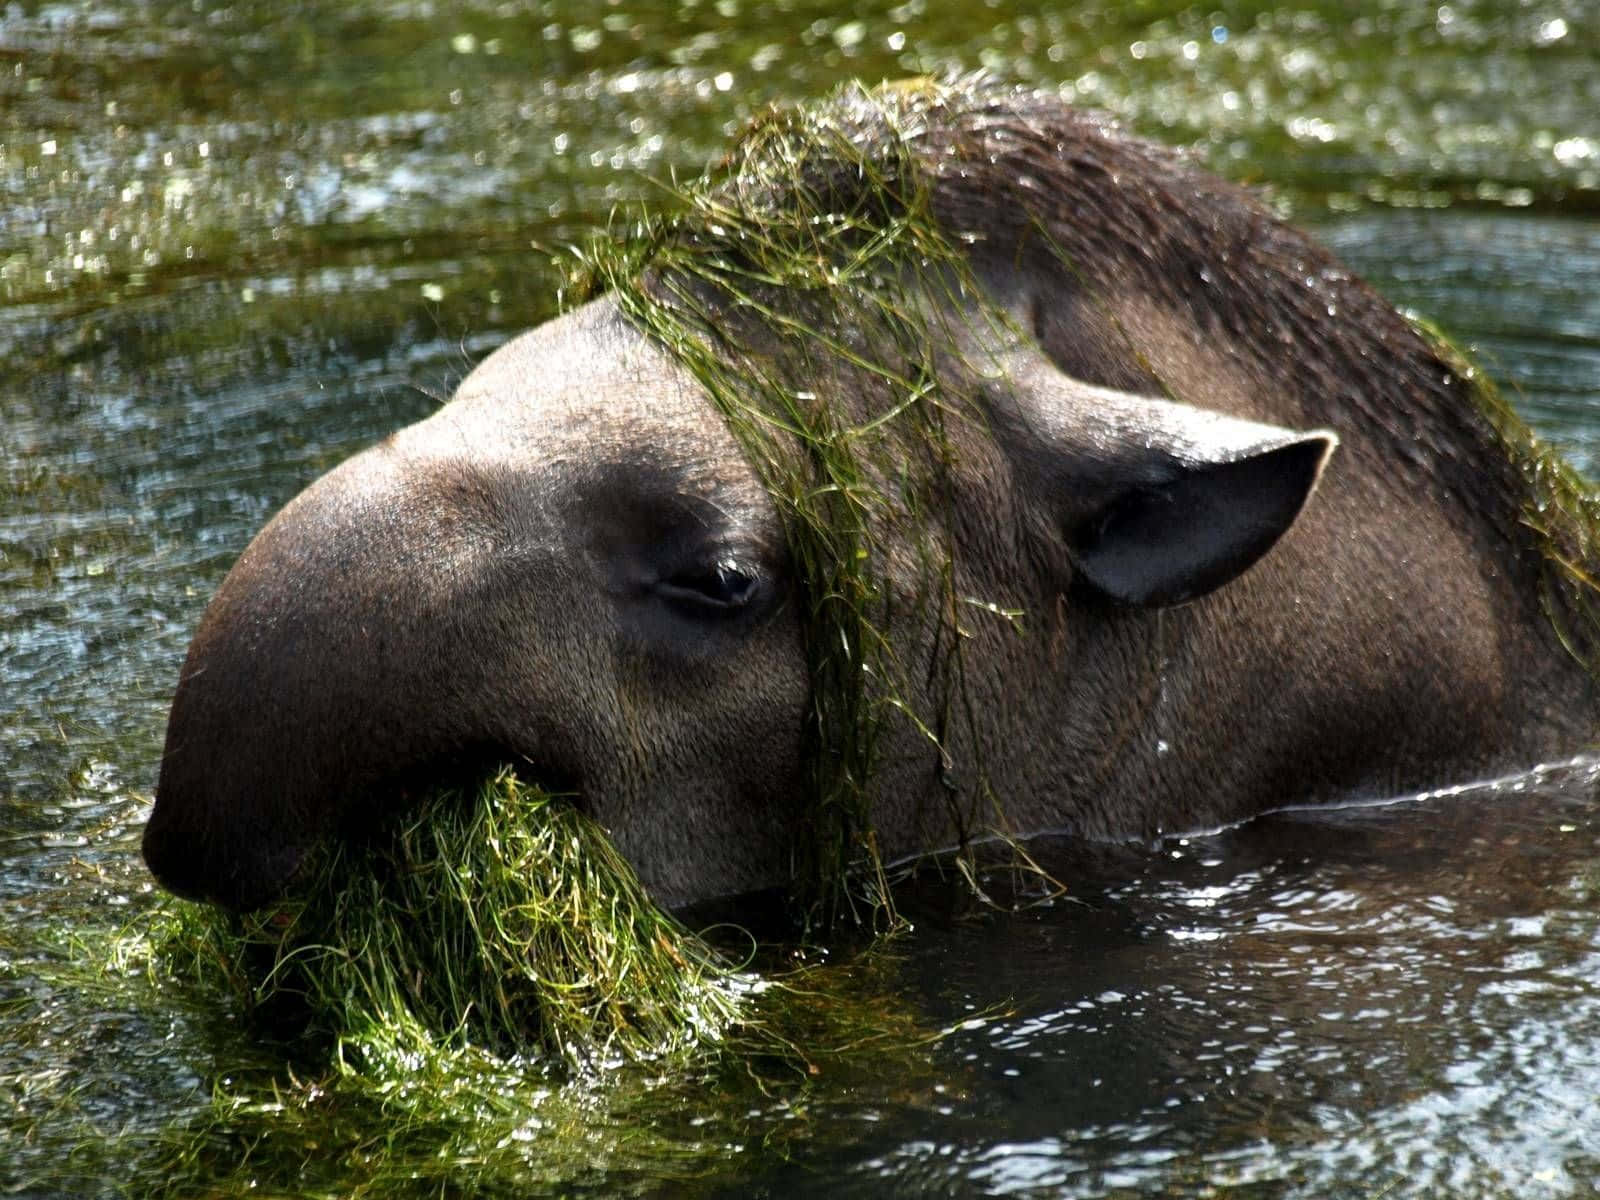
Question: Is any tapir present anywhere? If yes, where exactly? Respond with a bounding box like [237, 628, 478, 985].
[143, 81, 1599, 914]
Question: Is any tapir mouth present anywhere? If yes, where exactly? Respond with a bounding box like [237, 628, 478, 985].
[336, 748, 584, 854]
[139, 817, 314, 913]
[143, 735, 576, 913]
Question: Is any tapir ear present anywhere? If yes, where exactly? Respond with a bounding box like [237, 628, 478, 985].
[1069, 432, 1334, 606]
[985, 352, 1338, 608]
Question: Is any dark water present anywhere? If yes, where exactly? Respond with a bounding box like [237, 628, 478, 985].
[4, 1, 1600, 1196]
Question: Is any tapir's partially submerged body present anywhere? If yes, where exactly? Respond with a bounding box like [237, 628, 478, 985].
[144, 81, 1600, 914]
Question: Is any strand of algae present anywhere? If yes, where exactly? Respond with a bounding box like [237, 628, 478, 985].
[152, 769, 747, 1074]
[18, 773, 958, 1197]
[567, 78, 1031, 930]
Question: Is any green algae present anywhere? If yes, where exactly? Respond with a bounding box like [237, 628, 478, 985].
[150, 769, 747, 1072]
[568, 78, 1026, 930]
[1, 773, 960, 1198]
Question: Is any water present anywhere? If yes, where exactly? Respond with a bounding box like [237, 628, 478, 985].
[842, 764, 1600, 1198]
[4, 1, 1599, 1195]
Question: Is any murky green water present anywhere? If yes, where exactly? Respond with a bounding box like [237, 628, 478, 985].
[4, 1, 1599, 1195]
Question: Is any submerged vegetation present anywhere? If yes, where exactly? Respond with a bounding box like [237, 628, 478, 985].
[3, 771, 956, 1197]
[153, 769, 747, 1072]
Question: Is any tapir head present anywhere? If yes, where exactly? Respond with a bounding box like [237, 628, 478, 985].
[145, 86, 1349, 912]
[143, 292, 1333, 912]
[144, 301, 815, 910]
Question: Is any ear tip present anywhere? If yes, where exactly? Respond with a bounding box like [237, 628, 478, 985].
[1071, 426, 1341, 609]
[1291, 428, 1340, 490]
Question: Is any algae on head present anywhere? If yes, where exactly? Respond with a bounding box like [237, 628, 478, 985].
[569, 78, 1031, 930]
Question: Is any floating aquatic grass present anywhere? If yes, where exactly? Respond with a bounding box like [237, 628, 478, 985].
[151, 768, 747, 1074]
[5, 782, 957, 1198]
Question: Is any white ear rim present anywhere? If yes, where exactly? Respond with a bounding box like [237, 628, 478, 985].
[982, 349, 1340, 606]
[1069, 432, 1337, 607]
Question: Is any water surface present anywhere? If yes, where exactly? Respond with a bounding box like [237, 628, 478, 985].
[4, 1, 1599, 1196]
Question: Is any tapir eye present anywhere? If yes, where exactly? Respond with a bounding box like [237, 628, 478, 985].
[655, 559, 761, 615]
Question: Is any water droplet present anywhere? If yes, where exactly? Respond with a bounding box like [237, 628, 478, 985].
[833, 20, 866, 49]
